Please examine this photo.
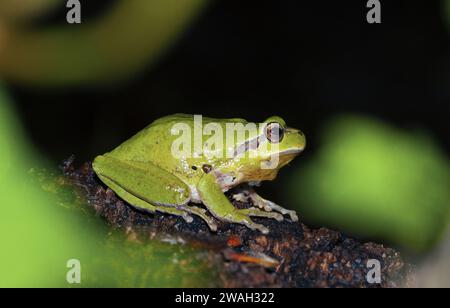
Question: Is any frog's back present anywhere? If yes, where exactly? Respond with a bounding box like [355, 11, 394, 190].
[106, 114, 248, 176]
[107, 115, 190, 163]
[152, 114, 247, 127]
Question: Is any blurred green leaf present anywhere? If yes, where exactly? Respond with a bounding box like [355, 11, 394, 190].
[287, 115, 450, 251]
[0, 84, 217, 287]
[0, 0, 60, 23]
[0, 0, 207, 86]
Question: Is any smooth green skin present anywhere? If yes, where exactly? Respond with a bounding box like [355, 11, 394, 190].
[93, 114, 306, 233]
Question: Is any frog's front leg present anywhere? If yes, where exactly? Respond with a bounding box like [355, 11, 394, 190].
[233, 187, 299, 222]
[198, 173, 284, 234]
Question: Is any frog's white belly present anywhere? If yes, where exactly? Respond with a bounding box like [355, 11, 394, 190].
[189, 186, 202, 203]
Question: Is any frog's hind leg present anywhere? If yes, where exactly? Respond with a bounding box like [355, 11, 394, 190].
[97, 174, 194, 223]
[233, 188, 299, 222]
[198, 173, 272, 234]
[99, 174, 217, 231]
[93, 156, 218, 231]
[175, 205, 218, 231]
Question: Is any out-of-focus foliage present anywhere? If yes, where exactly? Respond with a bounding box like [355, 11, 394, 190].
[0, 0, 206, 85]
[0, 0, 59, 23]
[80, 233, 216, 288]
[0, 84, 83, 287]
[287, 115, 450, 251]
[0, 85, 217, 287]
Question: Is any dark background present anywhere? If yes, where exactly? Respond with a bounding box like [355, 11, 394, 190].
[7, 0, 450, 165]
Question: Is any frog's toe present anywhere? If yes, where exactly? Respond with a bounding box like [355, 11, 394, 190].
[180, 205, 218, 232]
[181, 212, 194, 223]
[254, 198, 299, 222]
[239, 207, 284, 222]
[239, 217, 270, 234]
[154, 205, 194, 223]
[223, 212, 270, 234]
[244, 221, 270, 234]
[271, 205, 298, 222]
[232, 192, 250, 203]
[204, 219, 218, 232]
[287, 211, 299, 222]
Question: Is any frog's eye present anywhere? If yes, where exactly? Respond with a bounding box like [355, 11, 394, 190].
[265, 122, 285, 144]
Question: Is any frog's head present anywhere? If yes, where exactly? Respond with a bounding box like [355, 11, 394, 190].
[224, 116, 306, 183]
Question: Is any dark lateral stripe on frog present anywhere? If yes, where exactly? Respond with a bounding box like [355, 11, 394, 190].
[233, 135, 264, 157]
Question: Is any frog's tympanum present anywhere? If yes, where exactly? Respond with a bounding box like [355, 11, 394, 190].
[93, 114, 306, 234]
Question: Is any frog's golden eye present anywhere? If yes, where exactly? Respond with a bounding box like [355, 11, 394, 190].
[265, 122, 285, 144]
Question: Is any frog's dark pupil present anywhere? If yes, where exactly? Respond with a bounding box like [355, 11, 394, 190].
[202, 164, 213, 174]
[266, 122, 285, 143]
[278, 127, 285, 141]
[192, 166, 198, 171]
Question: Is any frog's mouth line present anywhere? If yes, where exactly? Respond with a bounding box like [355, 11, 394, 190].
[234, 135, 305, 158]
[279, 148, 305, 156]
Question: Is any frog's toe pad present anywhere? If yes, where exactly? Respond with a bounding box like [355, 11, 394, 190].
[288, 211, 299, 222]
[180, 205, 218, 232]
[181, 213, 194, 224]
[263, 201, 299, 222]
[245, 222, 270, 234]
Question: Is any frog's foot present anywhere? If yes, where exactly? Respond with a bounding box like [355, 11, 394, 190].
[254, 199, 299, 222]
[177, 205, 218, 232]
[155, 206, 194, 224]
[233, 189, 299, 222]
[226, 212, 270, 234]
[238, 207, 284, 222]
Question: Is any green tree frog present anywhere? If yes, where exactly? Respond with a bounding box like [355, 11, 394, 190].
[93, 114, 306, 234]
